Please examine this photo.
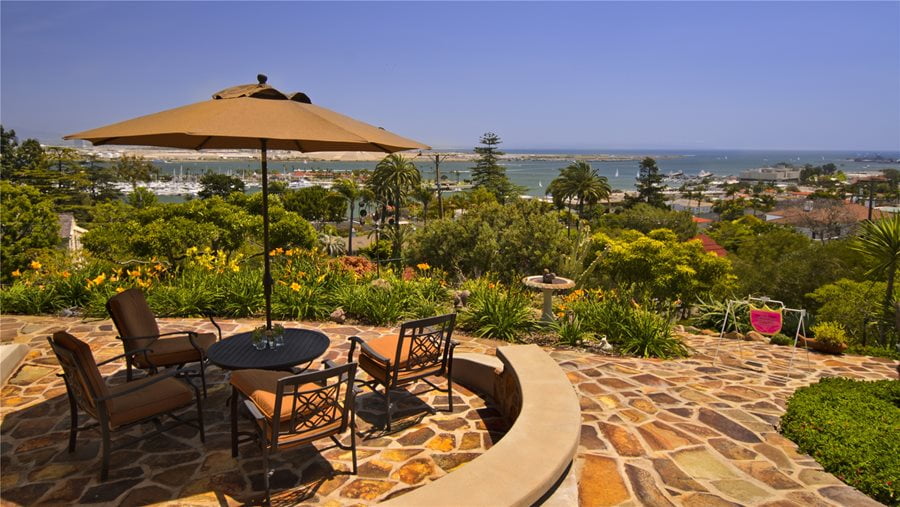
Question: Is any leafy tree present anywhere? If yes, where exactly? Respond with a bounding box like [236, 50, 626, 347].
[706, 215, 778, 252]
[712, 198, 750, 221]
[127, 187, 158, 209]
[113, 155, 158, 192]
[808, 279, 886, 346]
[0, 182, 60, 283]
[445, 187, 498, 211]
[409, 199, 572, 281]
[281, 186, 346, 225]
[631, 157, 666, 207]
[600, 203, 697, 241]
[585, 228, 735, 305]
[852, 216, 900, 330]
[332, 178, 373, 255]
[371, 154, 421, 259]
[547, 161, 611, 227]
[471, 132, 519, 203]
[199, 172, 245, 199]
[410, 184, 435, 226]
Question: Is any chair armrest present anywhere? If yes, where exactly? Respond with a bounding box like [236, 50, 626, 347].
[96, 348, 153, 366]
[118, 330, 196, 342]
[348, 336, 390, 364]
[206, 314, 222, 341]
[96, 369, 181, 401]
[243, 400, 267, 421]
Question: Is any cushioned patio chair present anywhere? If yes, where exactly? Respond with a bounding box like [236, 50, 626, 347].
[230, 362, 359, 504]
[106, 288, 220, 397]
[48, 331, 204, 481]
[348, 313, 457, 430]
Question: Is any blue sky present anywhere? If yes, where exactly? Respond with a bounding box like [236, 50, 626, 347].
[2, 1, 898, 151]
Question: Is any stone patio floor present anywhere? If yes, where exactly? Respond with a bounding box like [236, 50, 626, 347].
[1, 315, 897, 506]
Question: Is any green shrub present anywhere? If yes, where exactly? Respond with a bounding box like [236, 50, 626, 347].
[846, 345, 900, 361]
[769, 333, 793, 346]
[810, 321, 848, 347]
[808, 279, 886, 345]
[552, 314, 595, 346]
[461, 280, 534, 341]
[615, 308, 688, 359]
[692, 297, 749, 333]
[781, 378, 900, 505]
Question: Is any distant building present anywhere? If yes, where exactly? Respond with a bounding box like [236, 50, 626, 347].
[669, 198, 714, 214]
[766, 201, 890, 240]
[58, 213, 87, 251]
[739, 167, 801, 182]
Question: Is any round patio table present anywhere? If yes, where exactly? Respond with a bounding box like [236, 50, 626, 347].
[206, 328, 330, 371]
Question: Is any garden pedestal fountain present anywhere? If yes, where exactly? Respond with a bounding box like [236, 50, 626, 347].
[523, 270, 575, 322]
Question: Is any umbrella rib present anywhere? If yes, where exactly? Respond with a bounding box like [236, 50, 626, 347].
[294, 140, 304, 152]
[371, 143, 393, 153]
[194, 136, 213, 150]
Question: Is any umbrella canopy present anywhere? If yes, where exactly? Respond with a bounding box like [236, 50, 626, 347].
[65, 75, 429, 328]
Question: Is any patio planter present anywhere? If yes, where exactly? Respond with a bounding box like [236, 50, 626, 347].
[800, 337, 848, 355]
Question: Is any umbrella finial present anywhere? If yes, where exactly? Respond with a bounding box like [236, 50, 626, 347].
[257, 74, 268, 85]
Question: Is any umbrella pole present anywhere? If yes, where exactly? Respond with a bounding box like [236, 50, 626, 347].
[261, 139, 272, 330]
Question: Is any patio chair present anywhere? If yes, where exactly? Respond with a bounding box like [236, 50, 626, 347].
[230, 362, 359, 504]
[48, 331, 204, 481]
[106, 288, 220, 397]
[348, 313, 457, 430]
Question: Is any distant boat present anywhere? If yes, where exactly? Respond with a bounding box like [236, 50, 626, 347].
[538, 181, 543, 188]
[667, 170, 684, 178]
[615, 169, 619, 177]
[698, 170, 713, 178]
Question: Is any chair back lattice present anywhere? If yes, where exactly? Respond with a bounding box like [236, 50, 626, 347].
[47, 332, 109, 417]
[394, 313, 456, 380]
[106, 288, 161, 351]
[270, 363, 357, 447]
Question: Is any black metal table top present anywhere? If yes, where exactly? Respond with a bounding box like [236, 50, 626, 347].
[206, 328, 331, 371]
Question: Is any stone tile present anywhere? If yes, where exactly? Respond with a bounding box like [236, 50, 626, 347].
[652, 458, 706, 492]
[578, 455, 630, 506]
[626, 464, 675, 506]
[709, 438, 758, 460]
[339, 478, 396, 500]
[596, 421, 644, 457]
[698, 408, 761, 443]
[432, 452, 480, 473]
[710, 479, 773, 503]
[734, 461, 801, 489]
[671, 447, 738, 481]
[636, 421, 698, 451]
[680, 492, 743, 507]
[818, 485, 884, 506]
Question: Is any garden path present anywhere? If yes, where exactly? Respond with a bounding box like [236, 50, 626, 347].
[1, 315, 897, 506]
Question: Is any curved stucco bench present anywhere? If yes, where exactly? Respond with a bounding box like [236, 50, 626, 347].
[384, 344, 580, 506]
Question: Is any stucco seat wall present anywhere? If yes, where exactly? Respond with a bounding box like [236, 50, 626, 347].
[384, 344, 581, 506]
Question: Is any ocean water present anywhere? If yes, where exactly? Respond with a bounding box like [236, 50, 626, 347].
[152, 149, 899, 198]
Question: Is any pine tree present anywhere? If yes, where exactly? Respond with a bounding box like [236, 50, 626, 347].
[471, 132, 518, 202]
[635, 157, 667, 207]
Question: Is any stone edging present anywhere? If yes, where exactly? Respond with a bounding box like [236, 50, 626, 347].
[384, 344, 581, 506]
[0, 343, 28, 385]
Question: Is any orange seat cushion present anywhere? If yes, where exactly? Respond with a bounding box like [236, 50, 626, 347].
[107, 375, 194, 428]
[231, 369, 347, 446]
[358, 335, 444, 386]
[135, 332, 216, 368]
[230, 369, 320, 422]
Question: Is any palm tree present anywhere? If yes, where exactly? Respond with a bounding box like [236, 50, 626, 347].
[370, 154, 421, 259]
[410, 184, 435, 227]
[333, 178, 373, 255]
[852, 215, 900, 332]
[546, 161, 611, 227]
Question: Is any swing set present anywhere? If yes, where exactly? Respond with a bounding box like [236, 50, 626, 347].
[713, 296, 810, 373]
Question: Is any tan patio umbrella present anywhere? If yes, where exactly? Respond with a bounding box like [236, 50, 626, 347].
[65, 75, 429, 329]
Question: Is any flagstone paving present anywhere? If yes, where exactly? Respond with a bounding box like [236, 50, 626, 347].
[1, 315, 898, 506]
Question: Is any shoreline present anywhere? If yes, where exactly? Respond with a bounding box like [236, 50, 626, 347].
[71, 146, 685, 163]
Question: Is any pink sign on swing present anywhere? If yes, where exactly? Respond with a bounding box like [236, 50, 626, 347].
[750, 307, 783, 335]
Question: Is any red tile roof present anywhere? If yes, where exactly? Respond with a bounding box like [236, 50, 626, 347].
[690, 234, 727, 257]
